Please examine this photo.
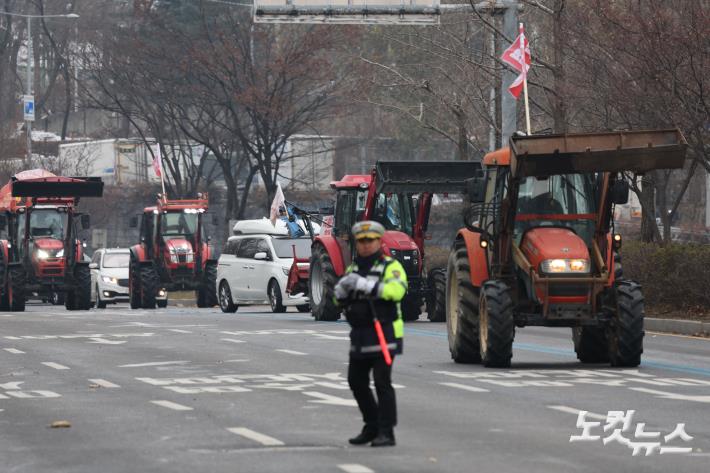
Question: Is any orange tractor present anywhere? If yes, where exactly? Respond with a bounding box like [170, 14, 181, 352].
[0, 170, 103, 311]
[128, 194, 217, 309]
[446, 129, 687, 367]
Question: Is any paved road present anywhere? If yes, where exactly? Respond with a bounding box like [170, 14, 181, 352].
[1, 304, 708, 473]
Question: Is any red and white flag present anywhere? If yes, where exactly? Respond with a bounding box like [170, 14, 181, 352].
[501, 24, 531, 99]
[152, 145, 162, 177]
[269, 182, 286, 226]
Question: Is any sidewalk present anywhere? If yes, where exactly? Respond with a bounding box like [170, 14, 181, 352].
[645, 317, 710, 337]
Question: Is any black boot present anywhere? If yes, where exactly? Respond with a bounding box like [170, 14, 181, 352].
[349, 426, 378, 445]
[371, 430, 396, 447]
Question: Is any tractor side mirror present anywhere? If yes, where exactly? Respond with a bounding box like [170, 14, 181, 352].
[465, 176, 485, 203]
[254, 252, 268, 260]
[611, 179, 629, 205]
[129, 216, 138, 228]
[80, 214, 91, 230]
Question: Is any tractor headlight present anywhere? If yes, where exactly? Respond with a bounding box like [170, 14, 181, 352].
[56, 249, 64, 258]
[102, 276, 118, 285]
[36, 249, 50, 259]
[541, 259, 589, 274]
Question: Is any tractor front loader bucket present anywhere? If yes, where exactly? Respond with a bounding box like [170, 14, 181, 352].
[376, 160, 483, 194]
[12, 177, 104, 198]
[510, 128, 687, 178]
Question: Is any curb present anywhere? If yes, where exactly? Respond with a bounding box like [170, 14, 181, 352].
[645, 317, 710, 337]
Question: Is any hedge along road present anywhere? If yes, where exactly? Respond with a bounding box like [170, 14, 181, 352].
[0, 304, 708, 473]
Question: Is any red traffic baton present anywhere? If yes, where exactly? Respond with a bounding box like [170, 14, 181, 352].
[368, 298, 393, 366]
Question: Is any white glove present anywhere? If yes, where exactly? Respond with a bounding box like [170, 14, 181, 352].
[335, 273, 360, 300]
[354, 276, 378, 296]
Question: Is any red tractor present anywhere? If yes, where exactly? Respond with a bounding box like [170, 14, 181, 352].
[129, 194, 217, 309]
[308, 161, 480, 322]
[446, 129, 687, 367]
[0, 170, 103, 311]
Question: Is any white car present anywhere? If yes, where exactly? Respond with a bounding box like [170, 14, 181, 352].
[216, 233, 311, 313]
[90, 248, 167, 308]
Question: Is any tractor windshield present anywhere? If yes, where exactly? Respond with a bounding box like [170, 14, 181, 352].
[160, 211, 198, 238]
[29, 209, 67, 240]
[515, 173, 597, 244]
[372, 193, 413, 235]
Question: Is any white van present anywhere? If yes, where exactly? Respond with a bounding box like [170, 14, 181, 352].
[216, 225, 311, 313]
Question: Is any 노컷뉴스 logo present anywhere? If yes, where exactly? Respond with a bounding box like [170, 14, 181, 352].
[570, 410, 694, 456]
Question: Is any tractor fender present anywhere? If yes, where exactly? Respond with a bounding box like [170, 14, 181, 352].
[605, 233, 616, 286]
[129, 244, 149, 263]
[456, 229, 489, 288]
[313, 235, 346, 276]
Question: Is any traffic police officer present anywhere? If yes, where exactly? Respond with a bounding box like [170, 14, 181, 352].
[334, 221, 407, 447]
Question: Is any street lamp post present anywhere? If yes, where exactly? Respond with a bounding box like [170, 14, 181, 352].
[2, 11, 79, 165]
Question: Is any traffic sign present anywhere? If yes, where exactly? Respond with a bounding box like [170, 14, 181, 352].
[23, 95, 34, 121]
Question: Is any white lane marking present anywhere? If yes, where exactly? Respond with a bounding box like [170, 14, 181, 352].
[168, 329, 192, 334]
[150, 400, 193, 411]
[313, 334, 350, 340]
[221, 338, 246, 344]
[547, 405, 607, 420]
[225, 359, 250, 363]
[120, 361, 189, 368]
[227, 427, 285, 446]
[0, 314, 15, 317]
[3, 348, 25, 354]
[302, 391, 357, 406]
[88, 378, 121, 388]
[4, 336, 21, 340]
[42, 362, 70, 370]
[338, 465, 375, 473]
[439, 382, 490, 393]
[276, 349, 307, 356]
[629, 387, 710, 403]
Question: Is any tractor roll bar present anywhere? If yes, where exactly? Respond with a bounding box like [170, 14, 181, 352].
[11, 176, 104, 198]
[510, 128, 687, 178]
[375, 160, 483, 194]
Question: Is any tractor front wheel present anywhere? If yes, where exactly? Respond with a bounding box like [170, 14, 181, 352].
[479, 280, 515, 368]
[573, 326, 609, 363]
[401, 294, 421, 322]
[608, 281, 644, 367]
[197, 262, 217, 308]
[140, 265, 158, 309]
[8, 266, 26, 312]
[309, 245, 340, 321]
[129, 259, 141, 309]
[446, 240, 481, 363]
[426, 268, 446, 322]
[72, 265, 92, 310]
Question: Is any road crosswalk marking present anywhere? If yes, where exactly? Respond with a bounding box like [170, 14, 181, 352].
[3, 348, 25, 354]
[547, 405, 607, 420]
[227, 427, 285, 446]
[338, 464, 375, 473]
[276, 349, 307, 355]
[150, 400, 193, 411]
[88, 379, 121, 388]
[439, 382, 490, 393]
[42, 362, 70, 370]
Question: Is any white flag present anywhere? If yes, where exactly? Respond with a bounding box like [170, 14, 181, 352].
[269, 182, 286, 226]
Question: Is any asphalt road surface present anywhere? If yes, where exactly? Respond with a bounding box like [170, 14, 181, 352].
[1, 303, 709, 473]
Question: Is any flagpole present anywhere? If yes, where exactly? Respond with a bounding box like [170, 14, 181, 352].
[158, 143, 167, 197]
[520, 23, 532, 135]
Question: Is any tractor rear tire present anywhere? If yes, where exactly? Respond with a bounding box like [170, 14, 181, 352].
[8, 267, 26, 312]
[140, 265, 158, 309]
[401, 294, 421, 322]
[72, 265, 92, 310]
[479, 280, 515, 368]
[309, 244, 340, 321]
[157, 298, 168, 308]
[197, 262, 218, 308]
[608, 280, 644, 367]
[446, 240, 481, 363]
[573, 326, 609, 363]
[426, 268, 446, 322]
[129, 259, 141, 310]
